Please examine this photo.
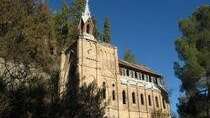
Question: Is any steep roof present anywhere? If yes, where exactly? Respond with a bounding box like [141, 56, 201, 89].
[119, 59, 161, 77]
[82, 0, 91, 23]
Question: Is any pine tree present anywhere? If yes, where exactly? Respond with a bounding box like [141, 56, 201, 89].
[53, 0, 86, 49]
[174, 5, 210, 117]
[0, 0, 106, 118]
[92, 18, 101, 41]
[103, 17, 111, 43]
[0, 0, 55, 73]
[62, 81, 106, 118]
[123, 49, 136, 64]
[69, 0, 86, 26]
[53, 4, 70, 49]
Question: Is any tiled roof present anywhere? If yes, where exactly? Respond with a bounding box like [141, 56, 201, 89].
[119, 59, 161, 76]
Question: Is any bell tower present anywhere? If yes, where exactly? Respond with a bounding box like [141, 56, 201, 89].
[77, 0, 98, 85]
[78, 0, 95, 41]
[59, 0, 96, 95]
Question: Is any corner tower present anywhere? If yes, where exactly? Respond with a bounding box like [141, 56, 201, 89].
[77, 0, 120, 88]
[78, 0, 95, 41]
[77, 0, 99, 85]
[59, 0, 96, 95]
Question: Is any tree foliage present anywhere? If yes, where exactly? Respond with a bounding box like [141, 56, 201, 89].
[61, 81, 106, 118]
[0, 0, 57, 73]
[151, 110, 171, 118]
[93, 18, 101, 41]
[102, 17, 111, 43]
[174, 5, 210, 118]
[123, 49, 137, 64]
[53, 4, 70, 49]
[0, 0, 105, 117]
[0, 70, 105, 118]
[53, 0, 85, 49]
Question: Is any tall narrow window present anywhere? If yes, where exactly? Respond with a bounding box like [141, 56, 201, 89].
[146, 75, 149, 82]
[155, 96, 159, 107]
[142, 74, 145, 80]
[163, 98, 166, 109]
[86, 24, 90, 33]
[148, 95, 152, 106]
[81, 21, 84, 32]
[112, 84, 115, 101]
[140, 94, 144, 105]
[135, 72, 138, 78]
[122, 90, 126, 104]
[149, 76, 152, 82]
[102, 82, 106, 99]
[132, 92, 136, 104]
[126, 69, 129, 76]
[112, 90, 115, 100]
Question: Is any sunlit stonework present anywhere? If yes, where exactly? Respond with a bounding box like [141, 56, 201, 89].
[59, 1, 171, 118]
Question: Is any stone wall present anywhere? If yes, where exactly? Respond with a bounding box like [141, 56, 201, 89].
[60, 34, 171, 118]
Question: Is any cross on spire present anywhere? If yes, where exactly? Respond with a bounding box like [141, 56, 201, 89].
[82, 0, 91, 23]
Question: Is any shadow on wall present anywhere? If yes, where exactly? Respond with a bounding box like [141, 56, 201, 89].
[60, 60, 106, 118]
[151, 110, 170, 118]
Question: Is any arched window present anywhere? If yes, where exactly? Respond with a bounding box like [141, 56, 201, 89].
[163, 98, 166, 109]
[81, 21, 84, 32]
[135, 72, 138, 78]
[112, 84, 115, 100]
[122, 90, 126, 104]
[142, 74, 145, 80]
[140, 94, 144, 105]
[132, 92, 136, 104]
[112, 90, 115, 100]
[149, 76, 152, 82]
[86, 24, 90, 34]
[155, 96, 159, 108]
[126, 69, 129, 76]
[148, 95, 152, 106]
[102, 82, 106, 99]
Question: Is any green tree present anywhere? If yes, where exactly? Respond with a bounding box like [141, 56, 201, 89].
[62, 81, 106, 118]
[123, 49, 137, 63]
[0, 0, 106, 118]
[92, 18, 101, 41]
[0, 0, 56, 74]
[102, 17, 112, 43]
[69, 0, 86, 26]
[0, 74, 50, 118]
[174, 5, 210, 118]
[53, 4, 71, 49]
[53, 0, 86, 49]
[151, 110, 170, 118]
[0, 0, 56, 117]
[68, 0, 85, 46]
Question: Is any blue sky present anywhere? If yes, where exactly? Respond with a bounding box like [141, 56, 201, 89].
[49, 0, 210, 114]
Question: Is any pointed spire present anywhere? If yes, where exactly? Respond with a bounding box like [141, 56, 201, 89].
[82, 0, 91, 23]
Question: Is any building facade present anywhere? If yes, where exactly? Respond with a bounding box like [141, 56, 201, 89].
[59, 1, 171, 118]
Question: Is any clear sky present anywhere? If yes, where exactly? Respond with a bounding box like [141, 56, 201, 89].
[49, 0, 210, 114]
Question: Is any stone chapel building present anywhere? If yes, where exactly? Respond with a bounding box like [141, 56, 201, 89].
[59, 1, 171, 118]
